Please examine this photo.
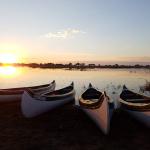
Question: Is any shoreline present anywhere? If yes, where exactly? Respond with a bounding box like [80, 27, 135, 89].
[0, 63, 150, 69]
[0, 101, 149, 150]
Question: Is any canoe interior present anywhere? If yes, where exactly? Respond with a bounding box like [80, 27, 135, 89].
[45, 85, 73, 96]
[120, 90, 150, 103]
[0, 83, 50, 91]
[25, 83, 75, 101]
[82, 88, 102, 100]
[0, 84, 50, 95]
[0, 81, 55, 95]
[79, 88, 104, 109]
[42, 85, 74, 101]
[120, 87, 150, 111]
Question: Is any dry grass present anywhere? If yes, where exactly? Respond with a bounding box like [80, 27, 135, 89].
[0, 101, 149, 150]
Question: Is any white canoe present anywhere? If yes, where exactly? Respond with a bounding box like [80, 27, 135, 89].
[0, 80, 56, 102]
[79, 84, 111, 134]
[143, 91, 150, 97]
[126, 110, 150, 127]
[21, 82, 75, 118]
[119, 85, 150, 127]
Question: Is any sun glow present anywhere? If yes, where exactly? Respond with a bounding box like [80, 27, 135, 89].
[0, 53, 17, 64]
[0, 66, 17, 77]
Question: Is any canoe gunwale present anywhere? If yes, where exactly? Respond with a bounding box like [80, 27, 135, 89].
[0, 80, 55, 95]
[0, 81, 55, 98]
[1, 83, 50, 91]
[79, 94, 105, 109]
[119, 86, 150, 111]
[26, 82, 75, 101]
[36, 90, 75, 101]
[79, 85, 106, 109]
[44, 90, 75, 99]
[119, 98, 150, 111]
[121, 86, 150, 101]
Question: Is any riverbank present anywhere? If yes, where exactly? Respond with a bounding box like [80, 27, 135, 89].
[0, 101, 149, 150]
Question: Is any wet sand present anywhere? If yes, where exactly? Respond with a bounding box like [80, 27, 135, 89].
[0, 101, 149, 150]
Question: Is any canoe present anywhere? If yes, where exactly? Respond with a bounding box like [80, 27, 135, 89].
[79, 83, 111, 134]
[108, 97, 115, 119]
[143, 91, 150, 97]
[119, 85, 150, 127]
[0, 80, 56, 102]
[21, 82, 75, 118]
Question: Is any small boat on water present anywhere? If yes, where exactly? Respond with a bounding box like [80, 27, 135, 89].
[119, 85, 150, 127]
[79, 83, 113, 134]
[21, 82, 75, 118]
[0, 80, 56, 102]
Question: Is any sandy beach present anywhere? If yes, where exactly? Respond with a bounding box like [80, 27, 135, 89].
[0, 101, 149, 150]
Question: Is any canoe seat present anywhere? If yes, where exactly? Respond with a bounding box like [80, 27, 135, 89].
[126, 98, 150, 103]
[45, 87, 72, 96]
[82, 99, 99, 104]
[79, 94, 104, 109]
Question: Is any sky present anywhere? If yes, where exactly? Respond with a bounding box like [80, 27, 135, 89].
[0, 0, 150, 64]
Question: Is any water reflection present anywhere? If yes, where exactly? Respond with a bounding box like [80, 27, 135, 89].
[0, 66, 17, 77]
[0, 67, 149, 105]
[0, 67, 149, 91]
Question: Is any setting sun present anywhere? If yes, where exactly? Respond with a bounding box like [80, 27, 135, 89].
[0, 53, 17, 64]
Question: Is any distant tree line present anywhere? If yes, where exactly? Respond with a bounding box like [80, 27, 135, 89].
[0, 62, 150, 69]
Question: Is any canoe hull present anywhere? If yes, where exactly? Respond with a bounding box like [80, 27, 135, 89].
[0, 81, 55, 102]
[143, 91, 150, 97]
[109, 107, 114, 120]
[21, 91, 75, 118]
[119, 85, 150, 127]
[0, 94, 21, 102]
[81, 97, 110, 134]
[126, 109, 150, 127]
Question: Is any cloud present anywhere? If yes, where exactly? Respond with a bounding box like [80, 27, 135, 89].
[44, 28, 86, 39]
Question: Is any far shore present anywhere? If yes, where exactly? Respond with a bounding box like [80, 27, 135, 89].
[0, 62, 150, 69]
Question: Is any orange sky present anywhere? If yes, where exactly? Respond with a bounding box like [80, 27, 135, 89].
[0, 1, 150, 65]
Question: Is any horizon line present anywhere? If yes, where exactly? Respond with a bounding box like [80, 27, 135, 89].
[0, 61, 150, 66]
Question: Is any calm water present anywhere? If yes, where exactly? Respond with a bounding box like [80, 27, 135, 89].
[0, 66, 149, 105]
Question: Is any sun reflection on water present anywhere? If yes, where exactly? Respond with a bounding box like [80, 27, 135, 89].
[0, 66, 17, 77]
